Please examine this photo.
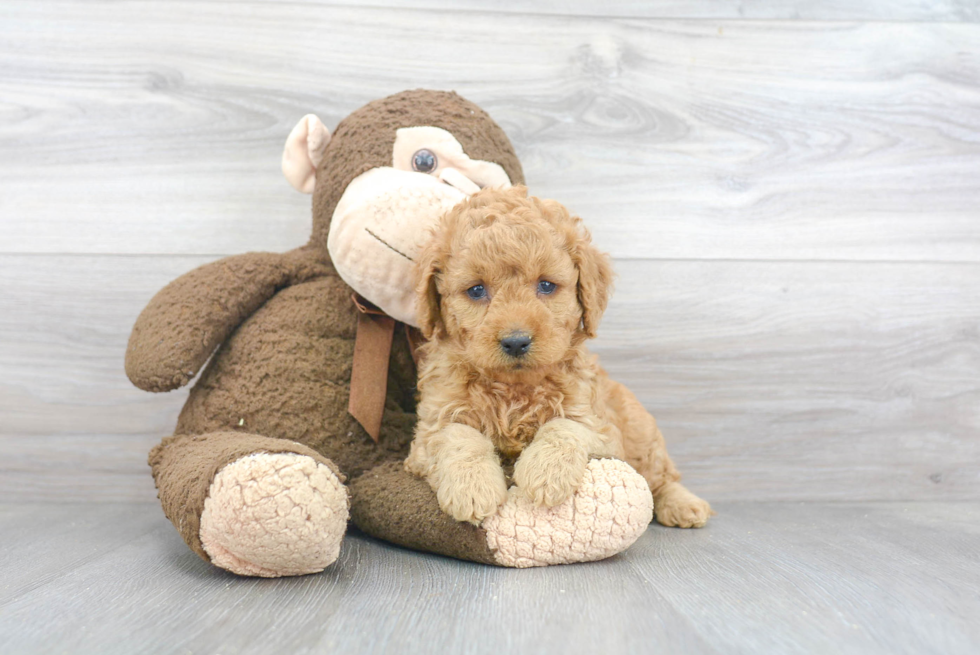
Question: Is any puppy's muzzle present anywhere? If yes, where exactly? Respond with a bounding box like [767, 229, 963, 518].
[499, 332, 532, 358]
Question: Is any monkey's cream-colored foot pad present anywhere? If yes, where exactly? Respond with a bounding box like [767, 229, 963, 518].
[200, 453, 349, 577]
[483, 459, 653, 568]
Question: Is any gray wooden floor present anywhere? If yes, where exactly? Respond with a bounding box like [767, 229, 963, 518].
[2, 1, 979, 653]
[2, 501, 978, 655]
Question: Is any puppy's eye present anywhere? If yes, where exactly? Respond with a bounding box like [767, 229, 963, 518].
[412, 149, 438, 173]
[466, 284, 487, 300]
[537, 280, 557, 295]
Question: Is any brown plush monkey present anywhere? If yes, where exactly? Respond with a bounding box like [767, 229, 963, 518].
[126, 90, 654, 576]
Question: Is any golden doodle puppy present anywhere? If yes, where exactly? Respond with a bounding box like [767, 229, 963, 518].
[405, 186, 712, 529]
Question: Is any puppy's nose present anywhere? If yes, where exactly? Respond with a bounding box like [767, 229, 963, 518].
[500, 333, 532, 358]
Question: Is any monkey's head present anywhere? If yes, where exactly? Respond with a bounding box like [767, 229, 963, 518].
[282, 90, 524, 326]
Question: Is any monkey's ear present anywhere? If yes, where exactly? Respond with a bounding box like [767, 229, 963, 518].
[282, 114, 331, 194]
[414, 236, 446, 340]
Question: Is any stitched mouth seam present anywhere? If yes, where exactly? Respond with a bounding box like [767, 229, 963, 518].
[364, 227, 414, 262]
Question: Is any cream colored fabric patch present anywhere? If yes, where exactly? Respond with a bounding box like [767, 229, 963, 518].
[281, 114, 331, 193]
[200, 452, 349, 578]
[328, 168, 466, 325]
[392, 126, 511, 189]
[326, 126, 513, 326]
[484, 459, 653, 568]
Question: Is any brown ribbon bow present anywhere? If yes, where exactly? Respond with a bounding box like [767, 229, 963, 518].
[348, 293, 423, 442]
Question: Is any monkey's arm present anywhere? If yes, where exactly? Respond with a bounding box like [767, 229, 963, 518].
[126, 248, 330, 392]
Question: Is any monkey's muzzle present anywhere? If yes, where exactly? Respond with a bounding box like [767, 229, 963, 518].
[328, 167, 473, 326]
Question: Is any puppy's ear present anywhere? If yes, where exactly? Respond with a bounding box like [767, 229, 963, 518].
[414, 234, 446, 340]
[572, 226, 614, 338]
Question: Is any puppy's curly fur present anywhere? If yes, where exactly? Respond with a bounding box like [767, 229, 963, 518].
[406, 186, 712, 528]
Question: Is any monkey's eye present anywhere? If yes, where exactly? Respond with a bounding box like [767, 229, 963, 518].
[466, 284, 487, 300]
[412, 149, 438, 173]
[537, 280, 557, 295]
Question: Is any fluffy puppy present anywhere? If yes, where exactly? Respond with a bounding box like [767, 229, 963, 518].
[405, 186, 712, 529]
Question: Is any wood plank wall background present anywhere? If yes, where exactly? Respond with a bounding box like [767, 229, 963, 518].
[1, 1, 977, 504]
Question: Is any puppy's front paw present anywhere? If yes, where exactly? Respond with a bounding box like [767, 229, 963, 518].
[513, 437, 589, 508]
[436, 461, 508, 525]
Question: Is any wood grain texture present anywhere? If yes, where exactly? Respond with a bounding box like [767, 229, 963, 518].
[623, 501, 980, 654]
[0, 504, 163, 604]
[321, 0, 980, 21]
[2, 254, 977, 503]
[1, 501, 978, 654]
[1, 3, 979, 261]
[599, 259, 980, 502]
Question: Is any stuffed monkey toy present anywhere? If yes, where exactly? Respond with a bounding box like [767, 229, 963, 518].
[126, 90, 654, 576]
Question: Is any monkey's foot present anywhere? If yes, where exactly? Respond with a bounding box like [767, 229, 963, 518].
[483, 459, 653, 568]
[199, 453, 349, 577]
